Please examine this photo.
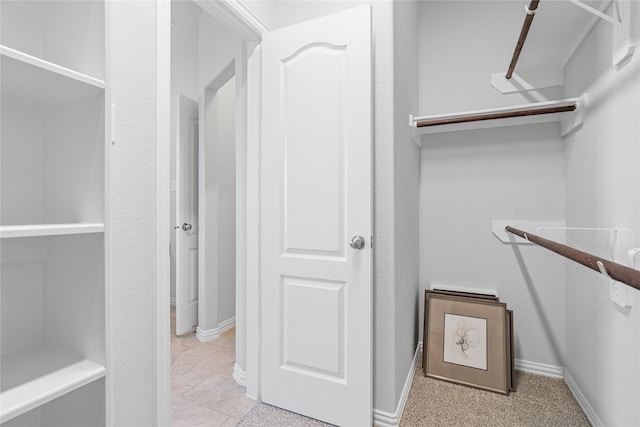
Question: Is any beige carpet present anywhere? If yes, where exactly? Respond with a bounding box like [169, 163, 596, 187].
[236, 360, 590, 426]
[401, 360, 590, 426]
[235, 403, 335, 426]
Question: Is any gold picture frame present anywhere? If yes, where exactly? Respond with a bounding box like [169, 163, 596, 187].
[423, 291, 511, 395]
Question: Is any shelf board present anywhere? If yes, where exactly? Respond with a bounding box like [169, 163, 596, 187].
[0, 345, 106, 423]
[0, 223, 105, 239]
[1, 45, 104, 107]
[411, 97, 585, 139]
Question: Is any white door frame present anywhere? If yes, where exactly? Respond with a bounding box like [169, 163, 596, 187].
[154, 1, 172, 425]
[155, 1, 268, 423]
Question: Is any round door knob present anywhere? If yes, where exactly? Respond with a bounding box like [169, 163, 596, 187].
[182, 223, 192, 231]
[350, 235, 365, 249]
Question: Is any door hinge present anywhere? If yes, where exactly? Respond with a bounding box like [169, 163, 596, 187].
[371, 235, 374, 249]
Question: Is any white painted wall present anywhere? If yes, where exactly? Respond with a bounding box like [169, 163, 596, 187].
[272, 0, 358, 28]
[203, 76, 237, 325]
[242, 0, 275, 30]
[109, 1, 158, 423]
[216, 77, 237, 322]
[419, 124, 566, 366]
[417, 1, 567, 368]
[198, 11, 240, 333]
[199, 12, 239, 89]
[392, 0, 420, 414]
[1, 103, 44, 225]
[563, 6, 640, 425]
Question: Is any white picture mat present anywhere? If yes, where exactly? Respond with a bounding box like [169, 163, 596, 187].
[443, 313, 487, 370]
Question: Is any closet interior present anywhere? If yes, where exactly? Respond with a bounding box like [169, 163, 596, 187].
[1, 1, 107, 425]
[416, 1, 639, 425]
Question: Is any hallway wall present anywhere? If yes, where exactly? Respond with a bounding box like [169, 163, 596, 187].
[109, 1, 159, 423]
[198, 11, 241, 334]
[208, 76, 237, 324]
[563, 4, 640, 425]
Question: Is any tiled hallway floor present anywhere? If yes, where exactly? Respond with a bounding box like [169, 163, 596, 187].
[171, 308, 256, 426]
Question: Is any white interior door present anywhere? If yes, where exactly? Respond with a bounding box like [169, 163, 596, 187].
[176, 95, 199, 336]
[261, 6, 372, 426]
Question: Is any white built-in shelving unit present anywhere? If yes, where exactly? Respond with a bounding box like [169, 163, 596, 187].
[1, 1, 107, 425]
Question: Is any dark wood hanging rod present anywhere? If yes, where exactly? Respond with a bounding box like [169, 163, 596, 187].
[506, 226, 640, 292]
[506, 0, 541, 79]
[415, 103, 575, 128]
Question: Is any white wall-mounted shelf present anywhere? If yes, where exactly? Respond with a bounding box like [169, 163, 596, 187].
[1, 2, 108, 423]
[491, 220, 567, 244]
[411, 96, 587, 142]
[0, 345, 106, 423]
[0, 45, 104, 107]
[0, 223, 105, 239]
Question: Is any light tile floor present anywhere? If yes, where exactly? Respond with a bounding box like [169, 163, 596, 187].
[171, 308, 256, 427]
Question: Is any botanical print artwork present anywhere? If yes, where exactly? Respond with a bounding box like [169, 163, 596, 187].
[443, 313, 488, 370]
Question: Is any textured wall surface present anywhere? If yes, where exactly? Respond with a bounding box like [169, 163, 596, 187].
[392, 0, 420, 411]
[109, 1, 157, 423]
[564, 6, 640, 425]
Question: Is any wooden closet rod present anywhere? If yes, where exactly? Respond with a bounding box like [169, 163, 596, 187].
[415, 104, 575, 128]
[506, 0, 541, 79]
[506, 226, 640, 292]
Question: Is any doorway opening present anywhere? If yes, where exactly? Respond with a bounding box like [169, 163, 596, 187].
[169, 1, 253, 424]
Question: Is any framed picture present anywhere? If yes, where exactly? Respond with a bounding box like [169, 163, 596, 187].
[507, 309, 514, 392]
[423, 291, 511, 395]
[428, 289, 499, 303]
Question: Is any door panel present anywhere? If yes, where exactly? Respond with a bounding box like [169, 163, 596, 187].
[176, 95, 199, 336]
[282, 44, 346, 255]
[261, 6, 372, 426]
[189, 248, 198, 304]
[282, 277, 345, 378]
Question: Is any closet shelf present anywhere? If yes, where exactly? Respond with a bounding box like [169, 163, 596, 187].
[411, 97, 586, 139]
[0, 223, 105, 239]
[1, 45, 105, 107]
[0, 345, 106, 423]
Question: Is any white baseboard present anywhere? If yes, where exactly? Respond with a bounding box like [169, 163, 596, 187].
[564, 369, 604, 427]
[515, 359, 564, 379]
[233, 363, 247, 387]
[373, 342, 422, 427]
[196, 316, 236, 342]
